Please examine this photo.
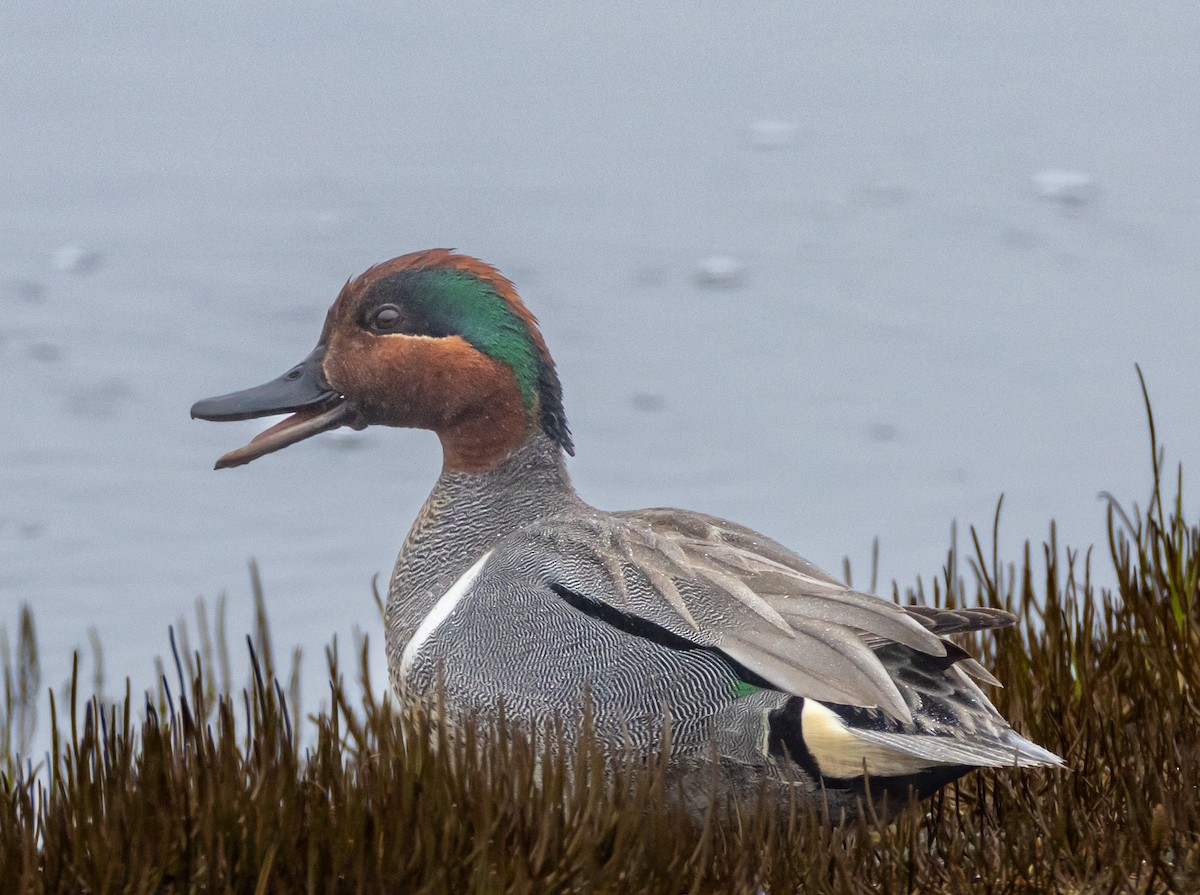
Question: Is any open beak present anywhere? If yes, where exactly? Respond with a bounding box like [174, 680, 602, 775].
[191, 345, 359, 469]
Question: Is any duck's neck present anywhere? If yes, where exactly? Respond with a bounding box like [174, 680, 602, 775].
[384, 429, 582, 667]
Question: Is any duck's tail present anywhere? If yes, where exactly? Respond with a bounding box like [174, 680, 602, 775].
[822, 706, 1065, 772]
[783, 697, 1061, 783]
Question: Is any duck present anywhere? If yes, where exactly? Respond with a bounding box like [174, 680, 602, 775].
[191, 249, 1063, 813]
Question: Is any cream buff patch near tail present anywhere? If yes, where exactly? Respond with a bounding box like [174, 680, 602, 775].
[800, 699, 954, 779]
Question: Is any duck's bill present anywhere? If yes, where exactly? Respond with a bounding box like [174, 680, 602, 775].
[191, 346, 359, 469]
[206, 400, 357, 469]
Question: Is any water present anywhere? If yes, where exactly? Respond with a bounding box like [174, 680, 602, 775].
[3, 2, 1199, 715]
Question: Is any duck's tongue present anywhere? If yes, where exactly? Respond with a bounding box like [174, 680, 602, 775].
[213, 401, 356, 469]
[191, 344, 358, 469]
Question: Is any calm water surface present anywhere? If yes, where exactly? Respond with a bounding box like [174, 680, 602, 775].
[3, 2, 1198, 713]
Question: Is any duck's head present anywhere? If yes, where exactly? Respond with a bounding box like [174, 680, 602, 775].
[191, 249, 572, 472]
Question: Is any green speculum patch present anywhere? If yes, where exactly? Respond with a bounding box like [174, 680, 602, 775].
[731, 679, 762, 699]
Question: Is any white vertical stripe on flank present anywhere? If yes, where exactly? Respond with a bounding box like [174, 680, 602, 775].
[399, 550, 493, 679]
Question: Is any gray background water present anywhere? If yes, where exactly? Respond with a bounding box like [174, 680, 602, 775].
[3, 2, 1198, 704]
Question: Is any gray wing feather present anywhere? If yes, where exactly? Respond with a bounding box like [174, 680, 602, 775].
[722, 624, 912, 719]
[866, 605, 1016, 686]
[505, 508, 1003, 723]
[902, 604, 1018, 636]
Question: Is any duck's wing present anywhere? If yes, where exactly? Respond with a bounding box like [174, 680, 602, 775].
[502, 508, 1011, 723]
[901, 604, 1018, 638]
[864, 605, 1016, 687]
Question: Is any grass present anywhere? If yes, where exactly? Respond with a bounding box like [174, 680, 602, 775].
[2, 393, 1198, 893]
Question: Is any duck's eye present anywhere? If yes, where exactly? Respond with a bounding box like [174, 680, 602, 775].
[370, 306, 402, 332]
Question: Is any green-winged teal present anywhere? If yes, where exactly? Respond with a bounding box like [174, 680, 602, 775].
[192, 249, 1062, 811]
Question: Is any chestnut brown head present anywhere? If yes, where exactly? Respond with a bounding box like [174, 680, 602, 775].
[191, 250, 571, 472]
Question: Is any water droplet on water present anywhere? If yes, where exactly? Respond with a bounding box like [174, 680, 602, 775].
[28, 343, 62, 363]
[694, 255, 745, 288]
[53, 244, 104, 274]
[748, 119, 798, 150]
[630, 392, 665, 412]
[1033, 169, 1099, 205]
[869, 423, 898, 442]
[2, 278, 46, 303]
